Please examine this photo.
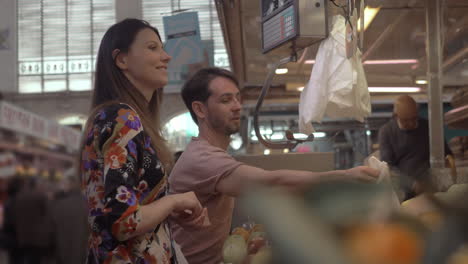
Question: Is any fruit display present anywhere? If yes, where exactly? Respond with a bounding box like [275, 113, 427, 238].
[222, 224, 272, 264]
[235, 181, 468, 264]
[222, 234, 248, 264]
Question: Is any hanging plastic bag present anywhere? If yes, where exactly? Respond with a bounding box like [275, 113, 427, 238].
[298, 15, 371, 134]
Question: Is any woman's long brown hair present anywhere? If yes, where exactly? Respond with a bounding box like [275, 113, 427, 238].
[80, 18, 173, 174]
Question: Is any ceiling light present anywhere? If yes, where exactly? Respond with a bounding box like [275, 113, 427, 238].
[357, 6, 381, 31]
[368, 87, 421, 93]
[363, 59, 418, 65]
[275, 68, 288, 74]
[264, 149, 271, 155]
[293, 133, 308, 140]
[415, 79, 427, 85]
[313, 132, 326, 138]
[270, 133, 284, 140]
[297, 86, 304, 91]
[293, 132, 326, 139]
[308, 59, 419, 66]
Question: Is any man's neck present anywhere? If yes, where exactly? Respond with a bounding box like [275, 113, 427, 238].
[198, 126, 230, 150]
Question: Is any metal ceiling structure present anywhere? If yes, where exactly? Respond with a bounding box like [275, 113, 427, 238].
[215, 0, 468, 104]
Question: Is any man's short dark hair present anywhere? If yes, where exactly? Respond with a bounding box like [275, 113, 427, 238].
[181, 67, 239, 124]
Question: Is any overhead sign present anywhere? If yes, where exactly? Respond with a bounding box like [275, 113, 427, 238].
[163, 12, 209, 93]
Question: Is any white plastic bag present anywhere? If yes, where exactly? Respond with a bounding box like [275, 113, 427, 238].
[367, 156, 401, 208]
[298, 15, 371, 134]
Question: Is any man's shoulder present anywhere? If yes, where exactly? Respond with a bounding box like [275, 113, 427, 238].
[379, 119, 396, 133]
[184, 138, 230, 157]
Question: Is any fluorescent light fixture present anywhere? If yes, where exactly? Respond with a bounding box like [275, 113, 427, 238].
[368, 87, 421, 93]
[363, 59, 418, 65]
[313, 132, 326, 138]
[293, 132, 326, 139]
[270, 133, 284, 140]
[308, 59, 418, 65]
[264, 149, 271, 155]
[293, 133, 308, 140]
[415, 79, 428, 85]
[275, 68, 288, 74]
[297, 86, 304, 92]
[357, 6, 381, 31]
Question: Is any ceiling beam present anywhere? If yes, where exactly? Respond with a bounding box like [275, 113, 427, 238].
[362, 0, 421, 61]
[443, 46, 468, 71]
[413, 12, 468, 72]
[215, 0, 246, 87]
[445, 13, 468, 46]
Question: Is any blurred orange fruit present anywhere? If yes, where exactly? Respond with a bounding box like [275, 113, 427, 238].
[344, 223, 423, 264]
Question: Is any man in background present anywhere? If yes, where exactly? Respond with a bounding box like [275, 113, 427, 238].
[49, 169, 88, 264]
[379, 95, 452, 200]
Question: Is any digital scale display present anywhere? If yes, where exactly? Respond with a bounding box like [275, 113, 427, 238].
[262, 4, 296, 52]
[261, 0, 327, 54]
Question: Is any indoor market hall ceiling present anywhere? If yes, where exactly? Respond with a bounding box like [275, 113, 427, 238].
[227, 0, 468, 105]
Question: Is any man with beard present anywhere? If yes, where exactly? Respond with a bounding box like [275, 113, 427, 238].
[378, 95, 452, 200]
[169, 67, 380, 264]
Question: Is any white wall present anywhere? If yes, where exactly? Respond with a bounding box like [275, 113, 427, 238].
[0, 0, 17, 93]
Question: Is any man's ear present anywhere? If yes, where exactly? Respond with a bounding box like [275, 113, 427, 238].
[192, 101, 206, 121]
[113, 49, 128, 70]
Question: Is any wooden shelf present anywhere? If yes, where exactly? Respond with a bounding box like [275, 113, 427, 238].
[445, 105, 468, 130]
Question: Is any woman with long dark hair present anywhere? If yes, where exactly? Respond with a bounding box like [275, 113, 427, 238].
[80, 18, 206, 263]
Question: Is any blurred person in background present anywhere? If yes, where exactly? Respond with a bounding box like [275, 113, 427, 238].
[13, 176, 52, 264]
[169, 67, 380, 264]
[378, 95, 452, 201]
[49, 168, 88, 264]
[1, 176, 24, 264]
[80, 18, 207, 264]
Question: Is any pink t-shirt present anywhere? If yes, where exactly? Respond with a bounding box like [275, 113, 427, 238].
[169, 137, 243, 264]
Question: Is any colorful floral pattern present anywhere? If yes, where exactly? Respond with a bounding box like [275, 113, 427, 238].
[81, 103, 174, 264]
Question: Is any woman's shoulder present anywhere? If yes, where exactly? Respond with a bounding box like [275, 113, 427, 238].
[97, 102, 138, 117]
[85, 103, 144, 151]
[91, 103, 139, 123]
[89, 102, 143, 133]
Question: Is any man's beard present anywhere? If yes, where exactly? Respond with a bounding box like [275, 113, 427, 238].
[225, 123, 240, 135]
[209, 115, 239, 136]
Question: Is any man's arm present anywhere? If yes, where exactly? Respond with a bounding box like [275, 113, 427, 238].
[215, 165, 379, 197]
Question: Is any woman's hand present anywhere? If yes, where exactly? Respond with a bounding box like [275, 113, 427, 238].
[169, 192, 210, 229]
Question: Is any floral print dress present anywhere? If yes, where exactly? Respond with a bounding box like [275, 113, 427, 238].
[81, 103, 174, 264]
